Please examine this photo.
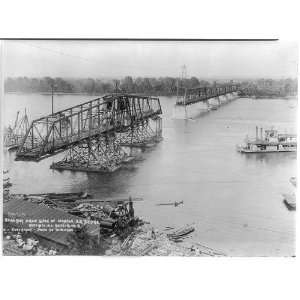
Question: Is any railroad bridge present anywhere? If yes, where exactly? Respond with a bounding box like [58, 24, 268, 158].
[176, 84, 240, 106]
[16, 94, 162, 172]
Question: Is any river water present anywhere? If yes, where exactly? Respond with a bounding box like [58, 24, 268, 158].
[3, 93, 297, 256]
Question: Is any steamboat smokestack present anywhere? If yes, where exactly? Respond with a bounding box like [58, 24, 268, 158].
[256, 126, 258, 140]
[260, 127, 263, 140]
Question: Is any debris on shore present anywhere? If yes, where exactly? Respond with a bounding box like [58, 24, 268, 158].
[167, 225, 195, 242]
[3, 170, 12, 199]
[107, 224, 225, 257]
[3, 189, 226, 256]
[3, 191, 145, 255]
[3, 233, 57, 256]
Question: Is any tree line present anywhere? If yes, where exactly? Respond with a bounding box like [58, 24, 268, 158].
[5, 76, 297, 97]
[239, 78, 298, 98]
[4, 76, 208, 96]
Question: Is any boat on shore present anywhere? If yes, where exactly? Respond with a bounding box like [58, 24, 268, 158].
[167, 225, 195, 242]
[237, 127, 297, 153]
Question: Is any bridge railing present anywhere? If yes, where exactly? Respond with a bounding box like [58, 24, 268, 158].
[16, 94, 162, 161]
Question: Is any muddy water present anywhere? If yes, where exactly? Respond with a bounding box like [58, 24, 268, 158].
[3, 93, 297, 256]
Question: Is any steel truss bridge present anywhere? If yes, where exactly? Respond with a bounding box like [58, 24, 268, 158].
[176, 85, 239, 106]
[16, 94, 162, 172]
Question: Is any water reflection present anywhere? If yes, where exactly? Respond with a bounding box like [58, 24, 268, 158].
[242, 152, 297, 165]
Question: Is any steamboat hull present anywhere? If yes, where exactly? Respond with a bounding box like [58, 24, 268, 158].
[238, 148, 297, 153]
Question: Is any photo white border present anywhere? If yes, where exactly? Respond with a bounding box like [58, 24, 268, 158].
[0, 1, 299, 300]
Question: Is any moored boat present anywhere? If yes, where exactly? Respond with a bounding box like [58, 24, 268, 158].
[237, 127, 297, 153]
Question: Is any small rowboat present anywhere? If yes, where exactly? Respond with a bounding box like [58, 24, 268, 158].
[167, 225, 195, 241]
[284, 199, 296, 211]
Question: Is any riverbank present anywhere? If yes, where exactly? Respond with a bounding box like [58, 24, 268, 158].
[106, 224, 225, 256]
[3, 223, 225, 257]
[3, 192, 225, 256]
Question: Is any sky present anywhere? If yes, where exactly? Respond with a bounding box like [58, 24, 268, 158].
[2, 40, 298, 79]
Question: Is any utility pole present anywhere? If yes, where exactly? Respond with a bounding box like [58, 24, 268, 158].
[181, 65, 188, 119]
[51, 83, 54, 115]
[51, 81, 56, 151]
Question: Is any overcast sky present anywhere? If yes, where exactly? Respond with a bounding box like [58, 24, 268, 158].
[3, 40, 298, 79]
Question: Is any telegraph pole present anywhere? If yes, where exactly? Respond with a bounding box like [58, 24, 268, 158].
[51, 82, 56, 151]
[181, 65, 188, 119]
[51, 83, 54, 115]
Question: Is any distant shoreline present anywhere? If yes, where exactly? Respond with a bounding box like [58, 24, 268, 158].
[5, 91, 97, 96]
[4, 91, 180, 97]
[5, 91, 297, 100]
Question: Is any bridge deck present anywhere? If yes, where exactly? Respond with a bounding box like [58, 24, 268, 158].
[16, 94, 162, 161]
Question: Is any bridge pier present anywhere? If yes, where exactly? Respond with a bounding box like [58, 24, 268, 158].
[220, 95, 228, 103]
[50, 116, 163, 173]
[226, 93, 232, 101]
[50, 133, 127, 173]
[118, 117, 163, 149]
[204, 100, 210, 111]
[209, 97, 220, 110]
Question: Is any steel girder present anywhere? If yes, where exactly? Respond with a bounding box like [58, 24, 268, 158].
[16, 94, 162, 161]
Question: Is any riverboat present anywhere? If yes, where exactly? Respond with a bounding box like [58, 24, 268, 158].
[237, 127, 297, 153]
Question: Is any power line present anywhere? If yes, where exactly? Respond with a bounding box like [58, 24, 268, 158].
[15, 41, 97, 65]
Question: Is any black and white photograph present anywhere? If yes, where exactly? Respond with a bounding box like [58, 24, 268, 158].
[1, 39, 297, 257]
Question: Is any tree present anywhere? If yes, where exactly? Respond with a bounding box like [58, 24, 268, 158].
[189, 77, 200, 89]
[120, 76, 134, 93]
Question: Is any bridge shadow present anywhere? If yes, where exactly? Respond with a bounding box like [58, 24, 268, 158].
[189, 109, 212, 120]
[83, 167, 138, 198]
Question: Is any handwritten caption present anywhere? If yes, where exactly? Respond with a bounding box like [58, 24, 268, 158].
[4, 212, 99, 233]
